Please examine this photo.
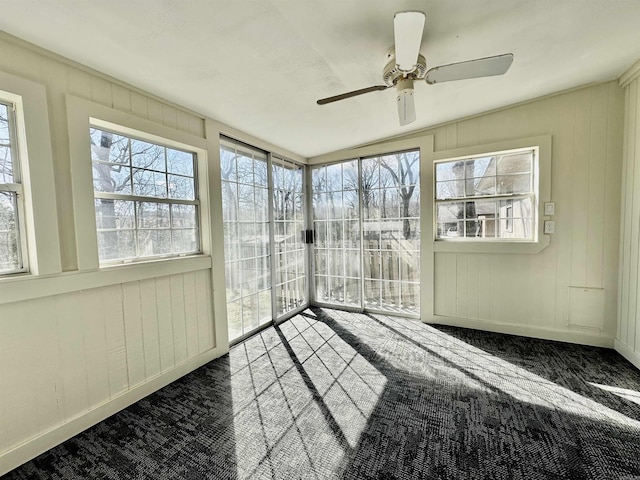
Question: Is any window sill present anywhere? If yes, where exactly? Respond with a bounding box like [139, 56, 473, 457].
[433, 235, 550, 254]
[0, 254, 212, 305]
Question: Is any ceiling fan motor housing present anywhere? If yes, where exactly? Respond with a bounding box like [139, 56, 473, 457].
[383, 53, 427, 86]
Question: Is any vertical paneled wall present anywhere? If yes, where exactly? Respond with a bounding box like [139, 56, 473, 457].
[616, 64, 640, 369]
[0, 271, 213, 455]
[429, 82, 624, 345]
[0, 33, 221, 474]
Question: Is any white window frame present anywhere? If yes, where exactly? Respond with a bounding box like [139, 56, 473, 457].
[0, 99, 28, 274]
[0, 72, 61, 280]
[90, 126, 201, 265]
[434, 146, 537, 242]
[67, 95, 211, 271]
[432, 135, 551, 254]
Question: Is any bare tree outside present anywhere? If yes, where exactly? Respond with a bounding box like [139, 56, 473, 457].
[90, 128, 198, 262]
[0, 103, 20, 272]
[311, 151, 420, 314]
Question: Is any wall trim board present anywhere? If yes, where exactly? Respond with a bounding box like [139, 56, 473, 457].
[614, 340, 640, 370]
[0, 346, 224, 477]
[425, 314, 614, 349]
[620, 58, 640, 88]
[0, 255, 212, 305]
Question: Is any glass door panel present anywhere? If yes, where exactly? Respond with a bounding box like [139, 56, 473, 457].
[312, 160, 361, 307]
[221, 140, 272, 341]
[310, 150, 420, 315]
[272, 156, 306, 318]
[362, 151, 420, 314]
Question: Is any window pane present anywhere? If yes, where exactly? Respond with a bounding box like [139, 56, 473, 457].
[90, 129, 129, 165]
[343, 160, 360, 189]
[326, 163, 342, 191]
[95, 198, 136, 260]
[466, 157, 495, 177]
[312, 167, 326, 192]
[436, 180, 464, 200]
[168, 174, 195, 200]
[0, 104, 14, 183]
[137, 202, 170, 228]
[97, 230, 135, 261]
[133, 169, 167, 198]
[500, 197, 533, 220]
[314, 249, 327, 275]
[0, 191, 19, 272]
[237, 154, 254, 184]
[138, 229, 171, 256]
[254, 158, 268, 187]
[221, 181, 237, 222]
[437, 202, 463, 222]
[220, 147, 237, 182]
[171, 204, 197, 228]
[95, 199, 135, 229]
[497, 174, 531, 194]
[166, 148, 194, 176]
[131, 139, 165, 171]
[497, 152, 532, 174]
[172, 229, 198, 253]
[92, 162, 132, 194]
[466, 176, 495, 196]
[435, 161, 462, 182]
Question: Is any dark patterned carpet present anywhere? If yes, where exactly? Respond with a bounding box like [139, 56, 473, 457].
[4, 307, 640, 479]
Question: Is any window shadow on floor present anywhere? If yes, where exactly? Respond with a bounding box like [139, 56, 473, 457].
[5, 307, 640, 480]
[426, 321, 640, 422]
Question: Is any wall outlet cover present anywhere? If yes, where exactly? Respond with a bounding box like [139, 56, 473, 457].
[544, 220, 555, 234]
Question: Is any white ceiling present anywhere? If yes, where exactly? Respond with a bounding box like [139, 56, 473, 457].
[1, 0, 639, 158]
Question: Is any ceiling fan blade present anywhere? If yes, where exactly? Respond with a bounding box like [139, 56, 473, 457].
[425, 53, 514, 85]
[394, 11, 426, 71]
[317, 85, 389, 105]
[396, 78, 416, 126]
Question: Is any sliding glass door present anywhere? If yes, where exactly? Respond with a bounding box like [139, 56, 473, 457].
[221, 139, 308, 342]
[272, 156, 307, 318]
[220, 140, 419, 342]
[311, 150, 420, 316]
[220, 141, 272, 340]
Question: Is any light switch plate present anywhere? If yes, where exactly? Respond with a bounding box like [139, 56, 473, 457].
[544, 202, 555, 216]
[544, 220, 555, 234]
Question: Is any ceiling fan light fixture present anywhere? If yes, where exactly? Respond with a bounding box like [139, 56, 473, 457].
[396, 78, 416, 126]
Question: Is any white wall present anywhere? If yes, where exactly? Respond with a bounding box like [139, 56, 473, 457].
[0, 32, 303, 475]
[427, 82, 624, 346]
[313, 81, 625, 347]
[616, 60, 640, 369]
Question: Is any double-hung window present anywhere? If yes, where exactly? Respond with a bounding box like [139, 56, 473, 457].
[90, 127, 200, 264]
[435, 147, 536, 241]
[0, 100, 26, 274]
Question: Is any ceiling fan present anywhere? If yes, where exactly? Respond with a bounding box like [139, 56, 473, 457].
[316, 11, 514, 126]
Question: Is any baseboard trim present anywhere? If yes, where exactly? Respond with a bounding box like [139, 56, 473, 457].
[424, 315, 614, 348]
[614, 340, 640, 370]
[0, 347, 224, 476]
